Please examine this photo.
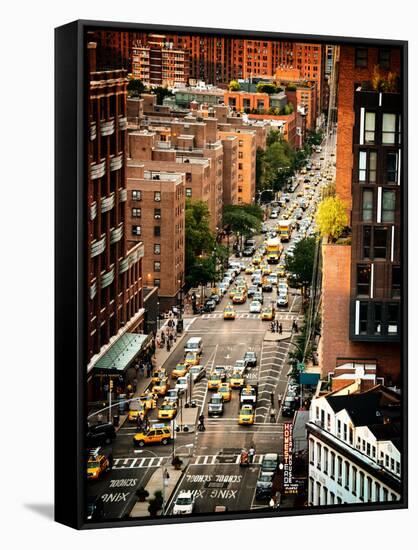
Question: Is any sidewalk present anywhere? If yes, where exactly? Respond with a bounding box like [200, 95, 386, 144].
[264, 331, 292, 342]
[130, 459, 189, 517]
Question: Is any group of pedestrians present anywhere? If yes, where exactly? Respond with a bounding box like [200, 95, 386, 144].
[270, 320, 283, 334]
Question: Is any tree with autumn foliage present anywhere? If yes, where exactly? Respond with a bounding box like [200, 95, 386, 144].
[315, 196, 349, 242]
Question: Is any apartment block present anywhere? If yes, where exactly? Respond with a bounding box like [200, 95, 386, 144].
[220, 135, 238, 205]
[126, 161, 185, 310]
[218, 129, 256, 204]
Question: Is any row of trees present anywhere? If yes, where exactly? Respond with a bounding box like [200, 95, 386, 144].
[127, 79, 172, 105]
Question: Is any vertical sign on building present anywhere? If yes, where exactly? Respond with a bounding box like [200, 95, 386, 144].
[283, 422, 298, 495]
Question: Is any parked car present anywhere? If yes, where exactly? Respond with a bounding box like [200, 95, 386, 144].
[261, 453, 279, 472]
[256, 471, 274, 500]
[282, 396, 297, 417]
[86, 423, 116, 447]
[203, 299, 216, 313]
[243, 246, 255, 257]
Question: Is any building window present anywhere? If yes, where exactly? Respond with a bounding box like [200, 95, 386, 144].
[396, 461, 400, 475]
[327, 413, 331, 431]
[382, 488, 388, 502]
[362, 189, 373, 221]
[132, 190, 141, 201]
[373, 227, 388, 259]
[323, 487, 328, 506]
[355, 48, 368, 67]
[363, 226, 372, 259]
[238, 151, 243, 159]
[323, 448, 328, 474]
[329, 492, 335, 505]
[382, 190, 396, 222]
[357, 264, 371, 297]
[359, 151, 377, 183]
[352, 467, 357, 495]
[359, 302, 368, 335]
[336, 496, 342, 505]
[343, 423, 348, 441]
[364, 112, 376, 144]
[309, 439, 314, 465]
[337, 457, 342, 485]
[154, 278, 160, 288]
[375, 482, 381, 501]
[387, 303, 399, 334]
[238, 163, 243, 170]
[349, 426, 354, 445]
[366, 442, 371, 456]
[316, 482, 321, 506]
[154, 261, 161, 272]
[330, 452, 335, 479]
[386, 151, 398, 184]
[337, 420, 341, 438]
[154, 191, 161, 202]
[154, 244, 161, 255]
[374, 303, 382, 335]
[379, 48, 391, 70]
[239, 140, 244, 147]
[390, 458, 395, 471]
[392, 265, 401, 298]
[132, 225, 141, 236]
[382, 113, 397, 145]
[359, 472, 365, 501]
[367, 477, 373, 502]
[154, 226, 161, 237]
[154, 208, 161, 219]
[185, 188, 192, 198]
[316, 442, 321, 470]
[344, 461, 350, 489]
[132, 208, 141, 218]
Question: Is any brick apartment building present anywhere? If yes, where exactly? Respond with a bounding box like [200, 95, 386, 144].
[220, 135, 238, 206]
[125, 162, 185, 310]
[132, 38, 189, 88]
[319, 45, 402, 385]
[218, 129, 256, 204]
[86, 43, 148, 397]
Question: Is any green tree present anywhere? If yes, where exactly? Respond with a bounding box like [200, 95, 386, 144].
[282, 102, 294, 115]
[266, 130, 282, 147]
[127, 79, 146, 97]
[153, 86, 172, 105]
[316, 196, 348, 242]
[256, 82, 278, 94]
[148, 490, 163, 517]
[256, 147, 265, 191]
[263, 141, 294, 190]
[285, 237, 316, 300]
[286, 84, 297, 91]
[185, 200, 215, 270]
[228, 80, 240, 91]
[222, 205, 262, 250]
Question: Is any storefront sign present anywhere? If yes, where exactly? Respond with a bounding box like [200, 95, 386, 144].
[283, 422, 299, 495]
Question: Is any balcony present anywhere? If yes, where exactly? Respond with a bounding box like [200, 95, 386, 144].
[90, 280, 97, 299]
[119, 242, 144, 274]
[118, 116, 128, 130]
[91, 235, 106, 258]
[110, 224, 123, 244]
[110, 153, 123, 172]
[101, 266, 115, 289]
[100, 117, 115, 137]
[90, 201, 97, 221]
[90, 122, 97, 141]
[119, 188, 127, 202]
[90, 160, 105, 180]
[101, 192, 115, 213]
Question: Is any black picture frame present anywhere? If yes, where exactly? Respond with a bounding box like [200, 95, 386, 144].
[55, 19, 408, 530]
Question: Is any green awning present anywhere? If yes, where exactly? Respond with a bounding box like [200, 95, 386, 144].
[93, 332, 150, 373]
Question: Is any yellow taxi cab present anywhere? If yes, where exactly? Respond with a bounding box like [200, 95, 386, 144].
[207, 373, 222, 391]
[152, 377, 170, 396]
[171, 362, 189, 379]
[87, 451, 109, 480]
[133, 424, 171, 447]
[233, 291, 246, 304]
[210, 286, 221, 297]
[158, 400, 178, 420]
[297, 190, 303, 197]
[151, 368, 168, 385]
[282, 211, 290, 219]
[261, 306, 274, 321]
[277, 264, 286, 278]
[252, 256, 261, 266]
[229, 287, 238, 300]
[262, 265, 272, 276]
[139, 391, 157, 410]
[218, 382, 232, 402]
[238, 404, 255, 425]
[229, 371, 245, 389]
[223, 304, 236, 320]
[245, 265, 255, 274]
[128, 399, 147, 422]
[184, 351, 200, 366]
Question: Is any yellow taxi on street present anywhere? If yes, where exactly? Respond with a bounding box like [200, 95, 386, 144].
[218, 382, 232, 402]
[233, 291, 246, 304]
[184, 352, 200, 366]
[245, 265, 254, 274]
[207, 373, 222, 391]
[171, 362, 189, 379]
[158, 400, 178, 421]
[261, 306, 275, 321]
[229, 287, 238, 300]
[87, 451, 109, 480]
[140, 391, 157, 410]
[128, 399, 147, 422]
[151, 368, 168, 385]
[133, 424, 172, 447]
[152, 377, 170, 396]
[252, 256, 261, 266]
[223, 304, 236, 320]
[238, 405, 255, 425]
[229, 371, 245, 389]
[277, 264, 286, 278]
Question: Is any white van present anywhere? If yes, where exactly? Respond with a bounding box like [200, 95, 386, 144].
[184, 337, 203, 355]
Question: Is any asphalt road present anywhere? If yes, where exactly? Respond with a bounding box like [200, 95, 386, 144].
[86, 131, 336, 519]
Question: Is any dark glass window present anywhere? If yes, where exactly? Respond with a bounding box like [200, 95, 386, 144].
[132, 225, 141, 236]
[154, 208, 161, 219]
[374, 303, 382, 335]
[373, 227, 388, 259]
[154, 261, 161, 272]
[154, 279, 160, 288]
[387, 303, 399, 335]
[132, 208, 141, 218]
[154, 226, 161, 237]
[392, 265, 401, 298]
[379, 48, 391, 70]
[358, 151, 377, 183]
[382, 190, 396, 222]
[132, 190, 141, 201]
[386, 152, 398, 184]
[363, 226, 371, 259]
[359, 302, 368, 335]
[186, 188, 192, 197]
[357, 265, 371, 297]
[355, 48, 368, 68]
[154, 244, 161, 255]
[362, 190, 373, 221]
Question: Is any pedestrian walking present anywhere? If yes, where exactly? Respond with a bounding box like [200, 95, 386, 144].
[295, 321, 299, 333]
[169, 332, 174, 344]
[146, 363, 152, 378]
[173, 331, 177, 343]
[270, 407, 276, 423]
[166, 339, 171, 352]
[279, 323, 283, 334]
[108, 452, 114, 470]
[270, 391, 275, 407]
[275, 320, 279, 332]
[248, 444, 256, 464]
[292, 320, 297, 332]
[198, 413, 206, 432]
